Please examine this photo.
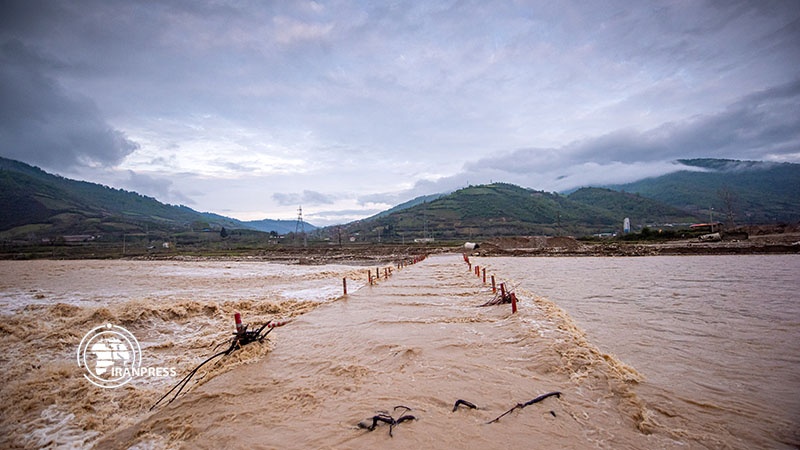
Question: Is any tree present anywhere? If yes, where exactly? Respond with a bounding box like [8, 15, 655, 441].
[219, 227, 229, 239]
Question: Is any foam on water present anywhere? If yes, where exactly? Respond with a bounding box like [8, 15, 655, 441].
[6, 255, 789, 449]
[92, 254, 678, 449]
[22, 405, 101, 450]
[0, 259, 373, 449]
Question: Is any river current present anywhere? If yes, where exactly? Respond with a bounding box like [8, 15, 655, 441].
[475, 254, 800, 448]
[0, 255, 797, 449]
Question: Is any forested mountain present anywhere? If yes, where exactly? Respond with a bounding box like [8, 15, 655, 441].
[0, 157, 263, 241]
[340, 183, 700, 240]
[567, 187, 700, 226]
[2, 156, 796, 245]
[337, 159, 798, 241]
[609, 159, 800, 224]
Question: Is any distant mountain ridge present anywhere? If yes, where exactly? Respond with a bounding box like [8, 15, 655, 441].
[339, 182, 705, 240]
[244, 218, 316, 235]
[609, 158, 800, 223]
[338, 158, 798, 240]
[0, 157, 314, 240]
[1, 156, 796, 243]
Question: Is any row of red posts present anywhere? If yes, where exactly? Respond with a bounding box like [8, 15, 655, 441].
[464, 253, 517, 313]
[367, 266, 392, 286]
[340, 254, 428, 295]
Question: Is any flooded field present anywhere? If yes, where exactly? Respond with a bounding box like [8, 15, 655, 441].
[0, 254, 797, 449]
[475, 254, 800, 449]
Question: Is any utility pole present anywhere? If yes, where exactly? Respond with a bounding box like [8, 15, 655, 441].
[710, 206, 714, 232]
[295, 206, 307, 247]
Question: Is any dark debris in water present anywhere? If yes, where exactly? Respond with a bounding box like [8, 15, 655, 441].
[452, 399, 478, 412]
[487, 391, 562, 424]
[358, 392, 562, 438]
[358, 406, 417, 437]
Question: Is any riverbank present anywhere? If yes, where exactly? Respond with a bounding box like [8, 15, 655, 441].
[474, 232, 800, 257]
[0, 242, 447, 263]
[2, 230, 798, 261]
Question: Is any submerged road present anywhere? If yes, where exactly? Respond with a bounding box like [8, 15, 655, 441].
[99, 254, 683, 449]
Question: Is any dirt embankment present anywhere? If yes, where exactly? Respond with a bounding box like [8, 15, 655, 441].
[474, 232, 800, 257]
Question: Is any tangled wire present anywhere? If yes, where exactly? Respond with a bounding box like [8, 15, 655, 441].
[478, 283, 520, 307]
[150, 319, 285, 410]
[485, 391, 561, 423]
[451, 392, 561, 423]
[357, 392, 561, 439]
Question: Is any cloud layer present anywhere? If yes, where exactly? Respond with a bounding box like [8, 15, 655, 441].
[0, 40, 138, 169]
[1, 0, 798, 225]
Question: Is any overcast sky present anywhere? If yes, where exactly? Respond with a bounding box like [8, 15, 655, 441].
[1, 1, 799, 225]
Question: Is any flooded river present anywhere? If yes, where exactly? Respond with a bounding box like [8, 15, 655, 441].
[0, 254, 797, 449]
[475, 254, 800, 448]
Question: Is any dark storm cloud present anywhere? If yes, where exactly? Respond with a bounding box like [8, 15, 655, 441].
[1, 0, 798, 224]
[567, 78, 800, 163]
[363, 77, 800, 204]
[470, 77, 800, 172]
[0, 40, 139, 169]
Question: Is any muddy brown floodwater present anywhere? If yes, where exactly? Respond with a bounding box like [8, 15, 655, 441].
[98, 254, 671, 450]
[2, 254, 796, 449]
[475, 254, 800, 449]
[0, 259, 366, 449]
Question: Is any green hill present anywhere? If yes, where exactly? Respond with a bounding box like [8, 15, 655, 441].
[567, 187, 701, 228]
[609, 159, 800, 224]
[0, 157, 249, 242]
[340, 183, 684, 240]
[3, 156, 796, 248]
[336, 157, 799, 242]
